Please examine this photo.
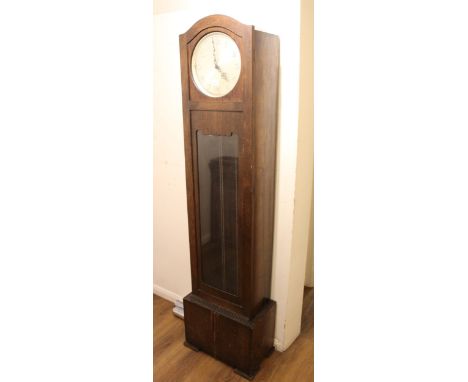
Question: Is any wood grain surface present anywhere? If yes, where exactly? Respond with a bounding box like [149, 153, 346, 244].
[154, 287, 313, 381]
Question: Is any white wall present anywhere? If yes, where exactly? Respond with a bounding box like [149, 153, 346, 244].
[303, 0, 314, 290]
[305, 207, 314, 287]
[281, 0, 314, 349]
[154, 0, 309, 351]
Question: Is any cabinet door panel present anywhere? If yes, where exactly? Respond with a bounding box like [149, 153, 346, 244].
[214, 313, 250, 372]
[184, 299, 214, 354]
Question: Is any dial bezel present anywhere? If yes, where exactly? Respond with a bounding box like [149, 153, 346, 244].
[191, 31, 242, 98]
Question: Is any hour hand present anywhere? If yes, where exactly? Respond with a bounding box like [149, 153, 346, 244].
[214, 62, 228, 81]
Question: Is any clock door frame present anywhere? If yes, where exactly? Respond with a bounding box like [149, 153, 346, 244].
[179, 15, 255, 316]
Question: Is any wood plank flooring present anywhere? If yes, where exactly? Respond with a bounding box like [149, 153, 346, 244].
[154, 288, 313, 381]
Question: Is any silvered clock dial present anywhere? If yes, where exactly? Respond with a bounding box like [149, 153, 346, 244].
[191, 32, 241, 97]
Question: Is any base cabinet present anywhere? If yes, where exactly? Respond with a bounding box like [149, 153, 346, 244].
[184, 293, 276, 380]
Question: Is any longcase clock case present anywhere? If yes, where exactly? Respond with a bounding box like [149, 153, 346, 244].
[179, 15, 279, 380]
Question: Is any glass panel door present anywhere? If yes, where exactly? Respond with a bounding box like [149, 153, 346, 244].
[197, 131, 239, 295]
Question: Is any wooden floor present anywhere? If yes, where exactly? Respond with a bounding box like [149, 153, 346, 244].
[153, 288, 313, 381]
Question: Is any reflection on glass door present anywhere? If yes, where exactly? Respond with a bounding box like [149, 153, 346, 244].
[197, 131, 239, 295]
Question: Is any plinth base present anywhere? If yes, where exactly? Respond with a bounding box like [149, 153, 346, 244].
[183, 293, 276, 380]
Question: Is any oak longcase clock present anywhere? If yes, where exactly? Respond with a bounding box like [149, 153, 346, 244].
[179, 14, 279, 380]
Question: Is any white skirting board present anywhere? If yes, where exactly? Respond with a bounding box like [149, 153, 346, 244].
[153, 284, 182, 303]
[173, 300, 184, 319]
[153, 284, 184, 318]
[274, 338, 285, 352]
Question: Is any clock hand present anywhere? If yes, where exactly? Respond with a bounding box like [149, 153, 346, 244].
[211, 37, 228, 81]
[211, 38, 219, 69]
[219, 71, 228, 81]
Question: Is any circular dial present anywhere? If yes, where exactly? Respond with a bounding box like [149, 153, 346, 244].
[191, 32, 241, 98]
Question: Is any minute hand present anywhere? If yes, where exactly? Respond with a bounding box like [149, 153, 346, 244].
[211, 38, 228, 80]
[211, 38, 219, 68]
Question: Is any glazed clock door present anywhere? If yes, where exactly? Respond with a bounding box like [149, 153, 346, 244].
[190, 110, 247, 305]
[196, 130, 239, 295]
